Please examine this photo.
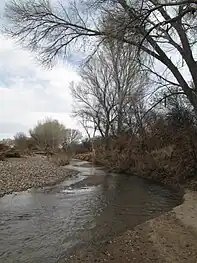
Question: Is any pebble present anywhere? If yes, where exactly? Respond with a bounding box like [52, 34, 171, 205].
[0, 156, 77, 197]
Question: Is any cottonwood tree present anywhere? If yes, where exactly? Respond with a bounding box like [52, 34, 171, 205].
[4, 0, 197, 112]
[64, 128, 82, 144]
[29, 118, 67, 152]
[71, 41, 145, 141]
[62, 128, 82, 153]
[79, 113, 97, 141]
[72, 45, 116, 139]
[123, 88, 147, 136]
[77, 113, 98, 158]
[107, 42, 148, 135]
[101, 0, 197, 113]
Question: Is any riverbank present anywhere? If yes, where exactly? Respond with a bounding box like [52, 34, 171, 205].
[66, 190, 197, 263]
[75, 150, 197, 191]
[0, 155, 77, 197]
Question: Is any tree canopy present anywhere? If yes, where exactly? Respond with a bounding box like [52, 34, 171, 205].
[4, 0, 197, 118]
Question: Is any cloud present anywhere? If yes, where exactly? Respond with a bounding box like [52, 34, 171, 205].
[0, 33, 81, 139]
[0, 0, 83, 139]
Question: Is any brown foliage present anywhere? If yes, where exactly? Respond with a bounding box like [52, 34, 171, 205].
[76, 112, 197, 189]
[50, 151, 70, 166]
[0, 143, 20, 160]
[75, 152, 93, 162]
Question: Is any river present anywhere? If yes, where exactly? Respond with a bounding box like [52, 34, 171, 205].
[0, 159, 183, 263]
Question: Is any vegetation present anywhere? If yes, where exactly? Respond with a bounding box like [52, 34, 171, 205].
[29, 118, 67, 152]
[1, 118, 82, 165]
[4, 0, 197, 109]
[71, 41, 147, 141]
[2, 0, 197, 187]
[0, 143, 20, 160]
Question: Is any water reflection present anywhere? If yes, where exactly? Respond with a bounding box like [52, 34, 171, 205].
[0, 160, 183, 263]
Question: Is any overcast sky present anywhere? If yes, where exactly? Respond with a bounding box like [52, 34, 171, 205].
[0, 1, 81, 139]
[0, 1, 194, 140]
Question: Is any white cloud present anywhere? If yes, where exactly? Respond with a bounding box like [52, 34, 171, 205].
[0, 34, 81, 139]
[0, 0, 83, 139]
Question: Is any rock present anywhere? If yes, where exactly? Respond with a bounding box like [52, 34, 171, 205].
[0, 156, 77, 197]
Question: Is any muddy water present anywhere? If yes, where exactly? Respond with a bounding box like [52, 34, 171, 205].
[0, 160, 183, 263]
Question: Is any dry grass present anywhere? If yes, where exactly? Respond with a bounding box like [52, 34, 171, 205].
[151, 145, 174, 159]
[72, 107, 197, 190]
[51, 152, 70, 166]
[0, 143, 21, 160]
[75, 129, 197, 189]
[75, 152, 94, 162]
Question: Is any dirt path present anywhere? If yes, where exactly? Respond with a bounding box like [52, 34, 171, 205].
[66, 190, 197, 263]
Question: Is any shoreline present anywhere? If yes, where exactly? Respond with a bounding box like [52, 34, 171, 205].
[74, 155, 196, 191]
[66, 190, 197, 263]
[1, 157, 197, 262]
[0, 156, 78, 198]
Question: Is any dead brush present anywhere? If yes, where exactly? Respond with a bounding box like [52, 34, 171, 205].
[51, 152, 70, 166]
[151, 145, 174, 163]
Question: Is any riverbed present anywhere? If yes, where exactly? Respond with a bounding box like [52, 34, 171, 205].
[0, 159, 183, 263]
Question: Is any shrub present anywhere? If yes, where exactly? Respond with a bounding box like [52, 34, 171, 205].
[0, 144, 21, 160]
[51, 152, 70, 166]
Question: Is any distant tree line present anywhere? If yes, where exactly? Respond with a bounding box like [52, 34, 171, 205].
[12, 118, 83, 155]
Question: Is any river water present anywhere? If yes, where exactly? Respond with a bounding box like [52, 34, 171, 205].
[0, 160, 183, 263]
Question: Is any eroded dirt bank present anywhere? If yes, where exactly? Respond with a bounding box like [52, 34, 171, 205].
[66, 190, 197, 263]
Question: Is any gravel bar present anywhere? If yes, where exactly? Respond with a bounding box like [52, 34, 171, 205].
[0, 155, 77, 197]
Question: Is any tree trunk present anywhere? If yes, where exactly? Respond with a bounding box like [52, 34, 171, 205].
[187, 90, 197, 115]
[117, 110, 123, 135]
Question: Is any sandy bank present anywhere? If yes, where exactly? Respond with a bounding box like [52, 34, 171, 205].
[66, 190, 197, 263]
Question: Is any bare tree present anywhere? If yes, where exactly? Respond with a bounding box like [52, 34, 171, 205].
[101, 0, 197, 113]
[106, 41, 147, 134]
[79, 114, 97, 141]
[62, 128, 82, 154]
[4, 0, 102, 66]
[71, 41, 143, 141]
[71, 49, 116, 140]
[4, 0, 197, 112]
[64, 128, 82, 145]
[78, 113, 98, 163]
